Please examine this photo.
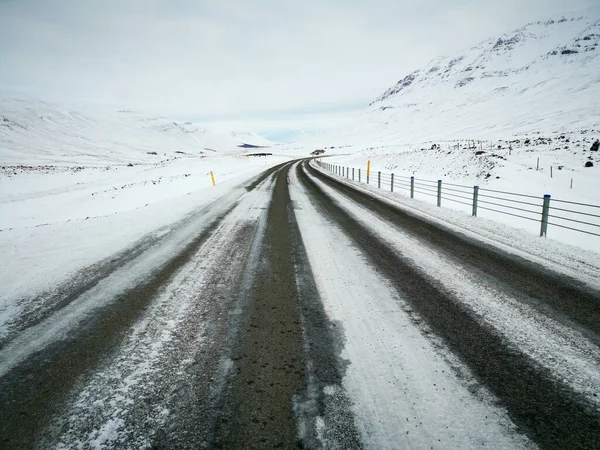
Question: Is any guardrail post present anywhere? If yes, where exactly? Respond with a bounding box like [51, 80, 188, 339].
[391, 173, 394, 192]
[540, 194, 551, 237]
[437, 180, 442, 207]
[472, 186, 479, 216]
[378, 171, 381, 188]
[410, 176, 414, 198]
[359, 169, 361, 183]
[352, 168, 355, 180]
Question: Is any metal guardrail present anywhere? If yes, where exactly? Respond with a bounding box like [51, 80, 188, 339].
[316, 161, 600, 239]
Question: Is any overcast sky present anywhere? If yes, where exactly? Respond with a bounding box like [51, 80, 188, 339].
[0, 0, 597, 141]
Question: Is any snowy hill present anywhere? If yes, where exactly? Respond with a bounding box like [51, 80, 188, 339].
[0, 97, 289, 312]
[0, 98, 273, 165]
[298, 8, 600, 250]
[320, 8, 600, 147]
[303, 8, 600, 193]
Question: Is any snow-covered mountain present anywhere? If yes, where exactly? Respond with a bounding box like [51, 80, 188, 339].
[319, 8, 600, 147]
[298, 8, 600, 248]
[0, 98, 273, 165]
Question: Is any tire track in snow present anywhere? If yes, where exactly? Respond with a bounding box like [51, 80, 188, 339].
[306, 162, 600, 347]
[299, 161, 600, 450]
[290, 163, 533, 449]
[308, 162, 600, 406]
[0, 162, 288, 351]
[214, 162, 362, 449]
[0, 163, 289, 449]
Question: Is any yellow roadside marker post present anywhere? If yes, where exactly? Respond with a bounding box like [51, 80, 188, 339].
[210, 171, 216, 186]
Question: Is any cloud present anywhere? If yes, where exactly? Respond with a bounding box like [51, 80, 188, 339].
[0, 0, 596, 138]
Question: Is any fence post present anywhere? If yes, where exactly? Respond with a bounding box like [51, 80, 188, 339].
[472, 186, 479, 216]
[391, 173, 394, 192]
[540, 194, 551, 237]
[410, 176, 414, 198]
[359, 169, 361, 183]
[437, 180, 442, 207]
[347, 167, 349, 178]
[352, 168, 355, 180]
[378, 172, 381, 188]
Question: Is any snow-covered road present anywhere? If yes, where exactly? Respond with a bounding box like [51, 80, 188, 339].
[1, 160, 599, 449]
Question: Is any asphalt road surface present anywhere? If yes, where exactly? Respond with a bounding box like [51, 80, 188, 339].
[1, 160, 599, 449]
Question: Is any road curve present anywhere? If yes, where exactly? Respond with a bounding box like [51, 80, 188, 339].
[1, 159, 599, 449]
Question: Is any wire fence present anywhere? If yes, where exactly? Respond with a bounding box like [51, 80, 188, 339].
[315, 160, 600, 239]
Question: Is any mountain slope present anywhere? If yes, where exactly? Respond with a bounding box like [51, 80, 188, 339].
[0, 98, 273, 165]
[322, 8, 600, 147]
[299, 8, 600, 250]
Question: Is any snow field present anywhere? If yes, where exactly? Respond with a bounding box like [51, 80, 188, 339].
[318, 138, 600, 252]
